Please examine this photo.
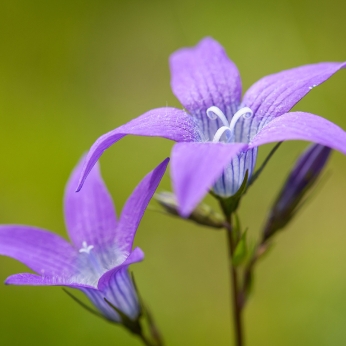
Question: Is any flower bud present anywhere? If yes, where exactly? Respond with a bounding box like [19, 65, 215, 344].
[155, 192, 225, 229]
[263, 144, 331, 241]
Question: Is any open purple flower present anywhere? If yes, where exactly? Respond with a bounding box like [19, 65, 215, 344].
[77, 37, 346, 216]
[0, 156, 169, 322]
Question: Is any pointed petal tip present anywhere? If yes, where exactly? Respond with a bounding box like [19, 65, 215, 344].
[131, 247, 145, 262]
[158, 157, 170, 170]
[4, 277, 12, 285]
[75, 160, 90, 193]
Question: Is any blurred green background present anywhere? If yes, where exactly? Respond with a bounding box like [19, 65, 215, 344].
[1, 0, 346, 345]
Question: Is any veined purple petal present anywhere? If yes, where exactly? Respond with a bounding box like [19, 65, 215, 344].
[249, 112, 346, 155]
[0, 226, 77, 277]
[81, 287, 121, 322]
[171, 142, 247, 216]
[82, 267, 140, 322]
[5, 273, 94, 289]
[213, 147, 258, 197]
[115, 159, 169, 252]
[103, 267, 140, 320]
[94, 248, 144, 321]
[240, 62, 346, 142]
[170, 37, 242, 141]
[64, 156, 117, 263]
[98, 247, 144, 292]
[77, 107, 200, 192]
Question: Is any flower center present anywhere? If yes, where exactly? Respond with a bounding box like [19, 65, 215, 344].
[206, 106, 253, 143]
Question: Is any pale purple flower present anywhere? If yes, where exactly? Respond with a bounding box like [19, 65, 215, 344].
[0, 156, 169, 322]
[76, 37, 346, 216]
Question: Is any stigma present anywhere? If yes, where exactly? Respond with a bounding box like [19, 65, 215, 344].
[79, 241, 94, 254]
[206, 106, 253, 143]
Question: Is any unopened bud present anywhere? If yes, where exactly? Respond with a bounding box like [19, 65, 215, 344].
[263, 144, 331, 241]
[155, 191, 225, 229]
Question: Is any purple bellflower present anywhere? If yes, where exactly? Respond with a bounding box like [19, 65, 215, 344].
[76, 37, 346, 217]
[0, 156, 169, 322]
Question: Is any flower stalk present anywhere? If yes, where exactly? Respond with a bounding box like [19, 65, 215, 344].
[224, 214, 244, 346]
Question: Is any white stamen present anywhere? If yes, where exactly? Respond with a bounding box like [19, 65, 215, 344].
[79, 241, 94, 254]
[212, 126, 232, 143]
[206, 106, 229, 127]
[229, 107, 253, 133]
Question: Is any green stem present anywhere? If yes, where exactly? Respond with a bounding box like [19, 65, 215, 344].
[137, 333, 156, 346]
[224, 215, 244, 346]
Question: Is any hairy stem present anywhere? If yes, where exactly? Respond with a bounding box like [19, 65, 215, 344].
[224, 215, 244, 346]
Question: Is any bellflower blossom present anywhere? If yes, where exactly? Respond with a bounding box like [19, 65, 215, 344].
[0, 156, 169, 322]
[76, 37, 346, 216]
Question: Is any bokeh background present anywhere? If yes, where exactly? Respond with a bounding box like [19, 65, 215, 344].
[1, 0, 346, 345]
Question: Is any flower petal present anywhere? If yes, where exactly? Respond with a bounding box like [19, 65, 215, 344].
[77, 108, 199, 192]
[0, 226, 77, 276]
[65, 156, 117, 257]
[83, 266, 140, 322]
[115, 159, 169, 252]
[171, 142, 248, 217]
[97, 247, 144, 292]
[94, 248, 143, 321]
[240, 62, 346, 142]
[80, 287, 121, 322]
[170, 37, 242, 141]
[249, 112, 346, 155]
[5, 273, 94, 289]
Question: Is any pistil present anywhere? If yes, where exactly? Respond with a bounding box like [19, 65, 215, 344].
[206, 106, 253, 143]
[79, 241, 104, 275]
